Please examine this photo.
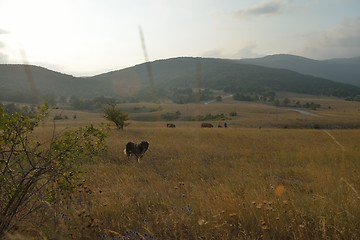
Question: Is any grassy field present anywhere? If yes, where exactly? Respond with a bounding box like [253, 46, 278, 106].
[13, 97, 360, 239]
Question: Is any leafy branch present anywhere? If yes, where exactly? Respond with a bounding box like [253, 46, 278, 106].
[0, 104, 107, 237]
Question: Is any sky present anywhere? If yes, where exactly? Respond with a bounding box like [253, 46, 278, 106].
[0, 0, 359, 76]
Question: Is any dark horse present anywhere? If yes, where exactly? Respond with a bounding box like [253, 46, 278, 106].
[124, 141, 149, 163]
[201, 123, 214, 128]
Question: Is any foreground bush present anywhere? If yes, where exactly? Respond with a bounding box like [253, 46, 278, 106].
[0, 104, 107, 238]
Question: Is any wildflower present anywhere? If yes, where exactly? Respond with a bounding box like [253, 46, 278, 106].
[275, 184, 285, 197]
[198, 218, 207, 226]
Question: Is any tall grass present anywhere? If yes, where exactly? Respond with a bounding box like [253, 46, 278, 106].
[46, 127, 359, 239]
[12, 99, 360, 239]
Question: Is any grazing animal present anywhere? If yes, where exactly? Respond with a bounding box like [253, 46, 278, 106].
[124, 141, 149, 163]
[201, 123, 214, 128]
[167, 123, 176, 128]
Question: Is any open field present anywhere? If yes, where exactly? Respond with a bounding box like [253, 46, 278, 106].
[11, 97, 360, 239]
[45, 93, 360, 129]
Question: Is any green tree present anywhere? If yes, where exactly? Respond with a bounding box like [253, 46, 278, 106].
[0, 104, 107, 237]
[283, 97, 290, 106]
[103, 103, 129, 130]
[161, 111, 181, 121]
[43, 93, 57, 106]
[274, 99, 280, 107]
[200, 89, 214, 101]
[229, 111, 237, 117]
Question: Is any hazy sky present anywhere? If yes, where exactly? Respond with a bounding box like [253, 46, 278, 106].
[0, 0, 359, 76]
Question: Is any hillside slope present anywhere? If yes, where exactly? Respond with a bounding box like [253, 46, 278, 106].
[237, 54, 360, 87]
[91, 57, 360, 98]
[1, 56, 360, 104]
[0, 64, 113, 102]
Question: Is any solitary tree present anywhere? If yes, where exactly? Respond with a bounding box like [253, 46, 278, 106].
[216, 96, 222, 102]
[283, 97, 290, 106]
[103, 103, 129, 130]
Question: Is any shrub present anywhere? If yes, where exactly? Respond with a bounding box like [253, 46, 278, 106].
[103, 103, 129, 130]
[0, 104, 107, 237]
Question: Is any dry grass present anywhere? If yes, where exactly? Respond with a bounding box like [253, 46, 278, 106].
[13, 98, 360, 239]
[81, 127, 359, 239]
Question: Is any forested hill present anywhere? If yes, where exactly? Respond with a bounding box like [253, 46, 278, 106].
[237, 54, 360, 87]
[0, 64, 113, 102]
[1, 56, 360, 104]
[91, 57, 360, 98]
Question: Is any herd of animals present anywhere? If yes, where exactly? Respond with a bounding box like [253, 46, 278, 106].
[167, 122, 228, 128]
[124, 122, 228, 163]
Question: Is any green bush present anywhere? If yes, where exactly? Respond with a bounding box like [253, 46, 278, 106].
[0, 104, 107, 237]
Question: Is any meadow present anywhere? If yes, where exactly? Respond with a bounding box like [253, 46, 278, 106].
[13, 96, 360, 239]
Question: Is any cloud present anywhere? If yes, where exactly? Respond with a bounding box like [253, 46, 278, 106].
[0, 29, 10, 34]
[235, 0, 288, 18]
[201, 49, 226, 58]
[235, 44, 263, 59]
[0, 41, 8, 63]
[0, 29, 10, 63]
[201, 43, 263, 59]
[299, 17, 360, 59]
[0, 52, 8, 63]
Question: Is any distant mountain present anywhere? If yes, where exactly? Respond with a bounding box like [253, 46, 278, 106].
[1, 56, 360, 104]
[237, 54, 360, 87]
[90, 57, 360, 98]
[0, 64, 114, 102]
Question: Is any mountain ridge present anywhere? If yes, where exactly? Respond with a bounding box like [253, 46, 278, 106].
[1, 55, 360, 104]
[237, 54, 360, 87]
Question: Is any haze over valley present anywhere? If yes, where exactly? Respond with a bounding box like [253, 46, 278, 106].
[1, 54, 360, 107]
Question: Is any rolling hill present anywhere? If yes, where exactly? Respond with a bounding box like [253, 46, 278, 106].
[1, 56, 360, 104]
[237, 54, 360, 87]
[0, 64, 116, 103]
[88, 57, 360, 100]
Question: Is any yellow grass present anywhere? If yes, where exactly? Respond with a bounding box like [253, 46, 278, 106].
[54, 127, 357, 240]
[45, 94, 360, 130]
[15, 98, 360, 239]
